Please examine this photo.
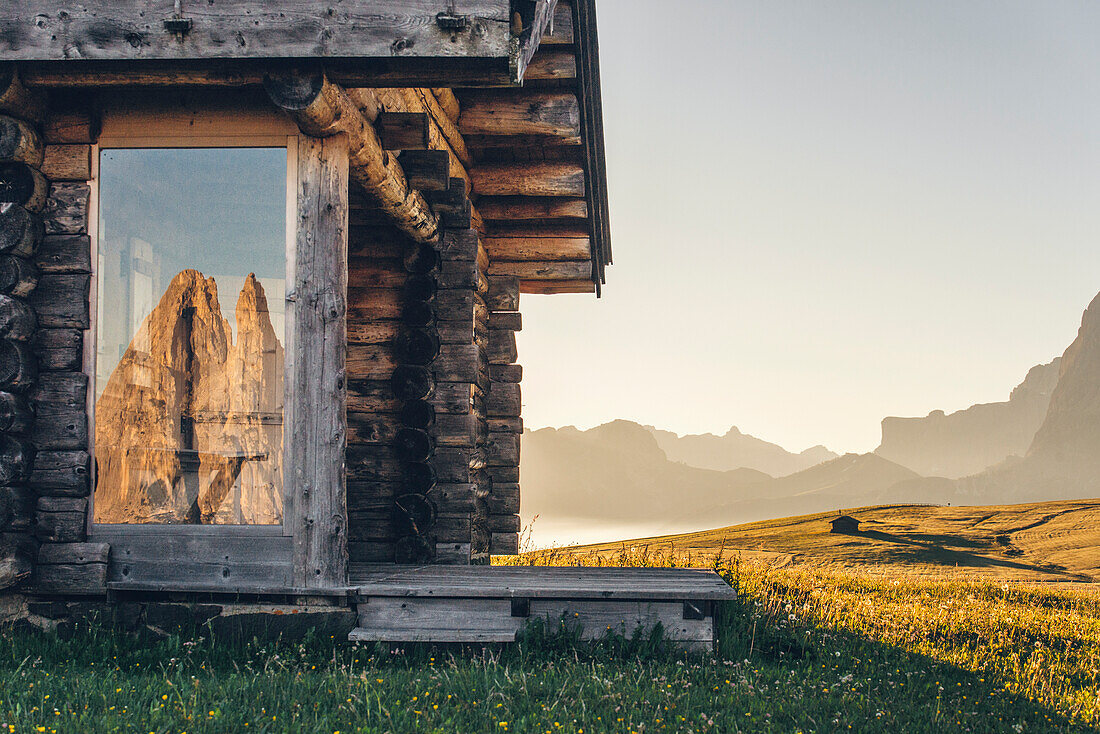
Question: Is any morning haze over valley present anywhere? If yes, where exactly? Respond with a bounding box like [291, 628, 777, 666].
[523, 289, 1100, 551]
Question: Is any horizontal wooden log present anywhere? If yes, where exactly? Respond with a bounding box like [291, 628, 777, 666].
[0, 486, 34, 530]
[347, 287, 403, 321]
[347, 541, 394, 563]
[34, 497, 87, 543]
[396, 327, 441, 366]
[348, 343, 482, 383]
[394, 535, 435, 564]
[0, 531, 35, 589]
[485, 276, 520, 311]
[487, 432, 520, 466]
[488, 484, 520, 515]
[31, 410, 87, 451]
[348, 379, 476, 415]
[0, 68, 46, 123]
[459, 93, 580, 143]
[489, 532, 519, 555]
[488, 383, 521, 417]
[471, 162, 585, 198]
[0, 162, 48, 211]
[487, 329, 518, 365]
[28, 450, 90, 497]
[37, 541, 108, 565]
[487, 465, 519, 484]
[489, 363, 522, 383]
[377, 111, 430, 150]
[398, 149, 450, 192]
[44, 183, 89, 234]
[32, 328, 81, 372]
[0, 294, 36, 340]
[489, 312, 522, 331]
[35, 562, 107, 595]
[35, 234, 91, 273]
[0, 255, 38, 297]
[521, 278, 596, 294]
[488, 260, 592, 280]
[32, 371, 86, 411]
[0, 391, 32, 433]
[488, 416, 523, 433]
[40, 145, 91, 181]
[0, 116, 43, 167]
[393, 492, 437, 535]
[0, 202, 43, 257]
[265, 71, 438, 243]
[347, 320, 401, 347]
[478, 196, 588, 222]
[29, 273, 91, 328]
[43, 110, 98, 144]
[525, 49, 578, 81]
[1, 1, 511, 62]
[0, 339, 35, 391]
[489, 514, 522, 534]
[485, 234, 591, 262]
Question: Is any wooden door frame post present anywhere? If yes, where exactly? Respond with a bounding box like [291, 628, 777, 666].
[287, 133, 350, 588]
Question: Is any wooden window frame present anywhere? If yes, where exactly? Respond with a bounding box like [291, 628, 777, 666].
[85, 98, 349, 591]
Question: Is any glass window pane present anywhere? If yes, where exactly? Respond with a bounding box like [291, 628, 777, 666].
[93, 147, 287, 525]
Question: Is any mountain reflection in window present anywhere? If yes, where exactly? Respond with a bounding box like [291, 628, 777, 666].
[93, 148, 287, 525]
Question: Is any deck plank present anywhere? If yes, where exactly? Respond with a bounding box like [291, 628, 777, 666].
[349, 564, 736, 600]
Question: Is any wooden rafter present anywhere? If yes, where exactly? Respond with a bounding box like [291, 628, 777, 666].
[265, 70, 439, 243]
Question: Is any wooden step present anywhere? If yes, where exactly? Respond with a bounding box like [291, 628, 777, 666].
[348, 627, 517, 643]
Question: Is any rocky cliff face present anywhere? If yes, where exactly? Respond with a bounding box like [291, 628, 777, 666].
[94, 271, 284, 525]
[875, 358, 1060, 478]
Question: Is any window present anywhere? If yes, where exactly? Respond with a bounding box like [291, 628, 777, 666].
[92, 146, 290, 525]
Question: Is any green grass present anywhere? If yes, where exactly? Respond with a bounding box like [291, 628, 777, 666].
[2, 558, 1098, 733]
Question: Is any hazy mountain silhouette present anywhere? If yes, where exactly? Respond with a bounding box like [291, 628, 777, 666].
[875, 359, 1060, 478]
[521, 290, 1100, 543]
[645, 425, 837, 477]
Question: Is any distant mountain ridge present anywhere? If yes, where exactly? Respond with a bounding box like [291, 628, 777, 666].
[520, 290, 1100, 546]
[645, 425, 837, 477]
[875, 359, 1060, 478]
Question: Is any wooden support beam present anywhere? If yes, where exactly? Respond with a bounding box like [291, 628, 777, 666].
[471, 162, 585, 197]
[484, 234, 591, 261]
[521, 278, 596, 295]
[432, 89, 462, 122]
[488, 260, 592, 280]
[540, 2, 575, 45]
[0, 68, 45, 123]
[465, 196, 589, 222]
[398, 150, 450, 192]
[287, 134, 350, 588]
[459, 92, 580, 143]
[524, 49, 578, 81]
[377, 112, 430, 151]
[265, 71, 438, 243]
[0, 1, 512, 63]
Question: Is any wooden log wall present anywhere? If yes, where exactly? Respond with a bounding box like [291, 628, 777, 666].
[0, 77, 105, 595]
[345, 213, 491, 565]
[485, 276, 522, 554]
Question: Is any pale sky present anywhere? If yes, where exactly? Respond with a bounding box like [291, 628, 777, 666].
[518, 0, 1100, 454]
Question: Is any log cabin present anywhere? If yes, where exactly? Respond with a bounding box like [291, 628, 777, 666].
[0, 0, 733, 648]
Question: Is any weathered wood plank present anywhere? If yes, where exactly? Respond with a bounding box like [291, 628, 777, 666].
[525, 49, 578, 81]
[40, 145, 91, 181]
[487, 382, 520, 417]
[489, 363, 521, 383]
[287, 134, 349, 589]
[37, 541, 108, 565]
[521, 278, 595, 294]
[540, 2, 575, 46]
[43, 110, 98, 144]
[35, 234, 91, 273]
[459, 93, 580, 143]
[43, 183, 88, 234]
[485, 276, 520, 311]
[471, 162, 585, 198]
[488, 260, 591, 280]
[28, 449, 90, 497]
[35, 561, 107, 595]
[485, 234, 590, 262]
[478, 196, 587, 222]
[487, 328, 517, 365]
[0, 1, 511, 62]
[32, 328, 82, 372]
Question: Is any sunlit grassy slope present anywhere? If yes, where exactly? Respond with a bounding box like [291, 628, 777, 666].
[528, 499, 1100, 582]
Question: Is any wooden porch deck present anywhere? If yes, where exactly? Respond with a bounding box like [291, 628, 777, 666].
[348, 565, 736, 649]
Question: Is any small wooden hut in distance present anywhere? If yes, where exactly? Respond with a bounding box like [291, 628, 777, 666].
[830, 515, 861, 534]
[0, 0, 734, 647]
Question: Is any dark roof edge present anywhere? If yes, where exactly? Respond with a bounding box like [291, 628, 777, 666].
[573, 0, 611, 296]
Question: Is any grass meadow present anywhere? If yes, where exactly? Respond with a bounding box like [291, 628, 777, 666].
[1, 548, 1098, 733]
